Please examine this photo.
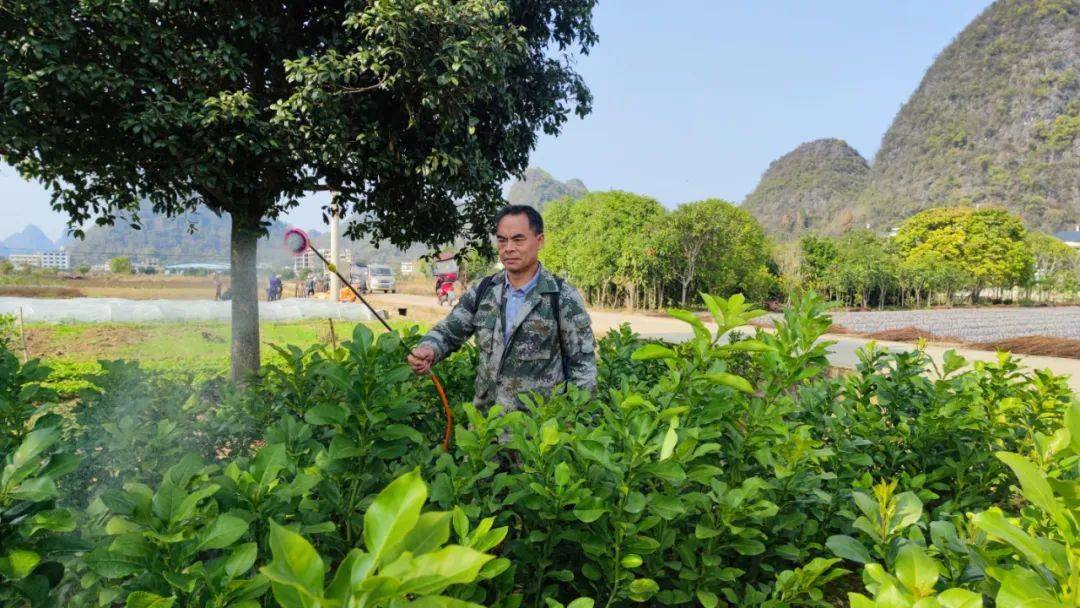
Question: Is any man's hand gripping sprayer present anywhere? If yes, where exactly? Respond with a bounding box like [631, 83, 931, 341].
[284, 228, 453, 451]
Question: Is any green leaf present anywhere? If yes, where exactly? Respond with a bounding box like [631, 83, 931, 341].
[572, 508, 606, 523]
[253, 443, 289, 491]
[388, 545, 494, 595]
[730, 538, 765, 556]
[667, 308, 710, 342]
[323, 550, 363, 602]
[567, 599, 595, 608]
[262, 521, 325, 598]
[659, 423, 677, 461]
[700, 293, 727, 328]
[996, 452, 1063, 524]
[649, 495, 685, 520]
[406, 597, 486, 608]
[225, 543, 258, 580]
[540, 419, 560, 449]
[719, 340, 775, 353]
[826, 535, 871, 564]
[972, 508, 1059, 570]
[9, 427, 59, 472]
[554, 462, 571, 486]
[0, 548, 40, 580]
[170, 483, 221, 525]
[197, 514, 249, 551]
[631, 344, 676, 360]
[10, 477, 58, 502]
[894, 544, 938, 596]
[627, 578, 659, 602]
[305, 402, 350, 426]
[937, 588, 983, 608]
[1066, 402, 1080, 454]
[125, 592, 177, 608]
[890, 492, 923, 532]
[696, 590, 719, 608]
[397, 511, 452, 559]
[85, 546, 143, 578]
[24, 509, 75, 535]
[995, 568, 1062, 608]
[705, 372, 753, 394]
[364, 468, 428, 565]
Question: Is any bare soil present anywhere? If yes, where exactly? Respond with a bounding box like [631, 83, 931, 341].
[26, 325, 152, 360]
[972, 336, 1080, 359]
[0, 285, 86, 298]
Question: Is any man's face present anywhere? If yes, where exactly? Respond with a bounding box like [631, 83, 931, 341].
[496, 213, 544, 273]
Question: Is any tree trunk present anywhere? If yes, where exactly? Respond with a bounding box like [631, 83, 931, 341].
[230, 211, 262, 382]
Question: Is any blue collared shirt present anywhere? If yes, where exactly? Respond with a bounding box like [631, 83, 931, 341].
[503, 265, 542, 345]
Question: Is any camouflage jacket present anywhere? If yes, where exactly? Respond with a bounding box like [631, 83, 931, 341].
[419, 267, 597, 409]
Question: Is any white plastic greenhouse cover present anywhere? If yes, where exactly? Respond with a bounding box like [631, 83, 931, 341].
[0, 297, 379, 324]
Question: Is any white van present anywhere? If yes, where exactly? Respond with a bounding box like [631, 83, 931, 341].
[366, 264, 396, 293]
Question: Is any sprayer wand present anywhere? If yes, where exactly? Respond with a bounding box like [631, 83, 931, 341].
[284, 228, 453, 452]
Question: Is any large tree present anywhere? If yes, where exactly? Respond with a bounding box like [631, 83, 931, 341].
[658, 199, 772, 306]
[1, 0, 597, 379]
[541, 191, 665, 309]
[893, 206, 1034, 303]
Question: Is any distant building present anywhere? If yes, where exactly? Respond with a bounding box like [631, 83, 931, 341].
[400, 261, 416, 275]
[1054, 226, 1080, 249]
[7, 250, 69, 270]
[90, 263, 111, 273]
[294, 248, 351, 273]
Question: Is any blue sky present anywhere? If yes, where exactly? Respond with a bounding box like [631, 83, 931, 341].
[0, 0, 994, 242]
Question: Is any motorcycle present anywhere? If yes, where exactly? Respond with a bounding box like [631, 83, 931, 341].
[436, 271, 458, 307]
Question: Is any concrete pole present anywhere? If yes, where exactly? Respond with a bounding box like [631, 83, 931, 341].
[329, 194, 341, 302]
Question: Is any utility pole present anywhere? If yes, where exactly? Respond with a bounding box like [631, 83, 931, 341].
[329, 194, 341, 302]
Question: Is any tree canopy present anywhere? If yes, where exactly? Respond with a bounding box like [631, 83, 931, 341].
[1, 0, 597, 378]
[794, 206, 1066, 307]
[542, 193, 775, 308]
[894, 207, 1033, 300]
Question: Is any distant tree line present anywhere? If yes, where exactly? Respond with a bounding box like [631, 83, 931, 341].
[794, 207, 1080, 308]
[541, 192, 776, 310]
[541, 196, 1079, 311]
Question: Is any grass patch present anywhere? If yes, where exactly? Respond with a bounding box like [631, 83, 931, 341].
[25, 318, 425, 372]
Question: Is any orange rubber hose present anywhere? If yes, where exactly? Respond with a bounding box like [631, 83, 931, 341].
[429, 372, 453, 452]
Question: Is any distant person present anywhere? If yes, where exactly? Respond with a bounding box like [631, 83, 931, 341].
[212, 273, 222, 301]
[268, 274, 282, 301]
[306, 276, 316, 297]
[408, 205, 596, 409]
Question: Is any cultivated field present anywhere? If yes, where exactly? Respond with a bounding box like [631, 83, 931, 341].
[823, 306, 1080, 342]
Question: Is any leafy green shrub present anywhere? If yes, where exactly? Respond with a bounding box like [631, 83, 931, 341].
[0, 422, 82, 606]
[969, 401, 1080, 607]
[2, 291, 1078, 607]
[0, 346, 57, 453]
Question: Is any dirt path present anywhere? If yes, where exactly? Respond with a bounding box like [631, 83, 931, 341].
[364, 292, 707, 337]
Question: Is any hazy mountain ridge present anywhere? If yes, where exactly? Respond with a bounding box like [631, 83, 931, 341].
[58, 205, 293, 267]
[744, 0, 1080, 238]
[740, 139, 870, 238]
[507, 167, 588, 210]
[1, 224, 57, 255]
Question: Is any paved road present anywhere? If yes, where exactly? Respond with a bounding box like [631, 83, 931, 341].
[369, 293, 1080, 393]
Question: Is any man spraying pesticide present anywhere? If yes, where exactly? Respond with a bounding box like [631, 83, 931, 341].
[408, 205, 597, 411]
